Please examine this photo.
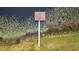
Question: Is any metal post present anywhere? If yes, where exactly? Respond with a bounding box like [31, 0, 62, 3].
[38, 20, 40, 48]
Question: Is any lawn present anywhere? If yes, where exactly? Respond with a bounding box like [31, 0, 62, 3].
[0, 31, 79, 51]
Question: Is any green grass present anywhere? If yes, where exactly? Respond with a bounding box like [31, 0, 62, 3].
[0, 31, 79, 51]
[33, 31, 79, 51]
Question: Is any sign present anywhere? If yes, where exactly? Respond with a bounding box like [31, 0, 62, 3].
[34, 11, 45, 48]
[35, 12, 45, 21]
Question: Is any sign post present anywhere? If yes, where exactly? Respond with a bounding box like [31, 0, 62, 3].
[38, 20, 40, 48]
[34, 12, 45, 48]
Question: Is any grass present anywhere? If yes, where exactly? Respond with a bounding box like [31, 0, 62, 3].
[0, 31, 79, 51]
[40, 31, 79, 51]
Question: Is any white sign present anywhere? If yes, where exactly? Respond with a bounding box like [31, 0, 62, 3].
[35, 12, 45, 21]
[34, 12, 45, 48]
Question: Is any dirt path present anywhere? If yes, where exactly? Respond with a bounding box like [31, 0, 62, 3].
[51, 32, 79, 38]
